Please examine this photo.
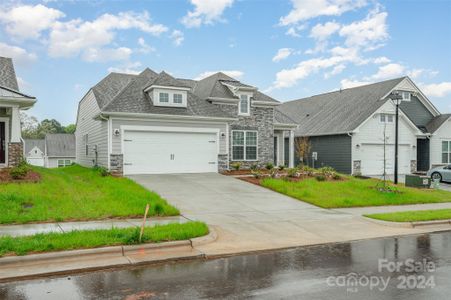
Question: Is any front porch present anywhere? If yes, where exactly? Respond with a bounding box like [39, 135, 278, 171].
[0, 106, 23, 168]
[274, 128, 295, 168]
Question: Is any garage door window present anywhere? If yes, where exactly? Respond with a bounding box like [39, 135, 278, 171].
[442, 141, 451, 163]
[232, 130, 257, 161]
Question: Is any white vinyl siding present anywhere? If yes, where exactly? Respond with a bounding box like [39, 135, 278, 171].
[75, 90, 108, 167]
[232, 130, 257, 161]
[430, 118, 451, 168]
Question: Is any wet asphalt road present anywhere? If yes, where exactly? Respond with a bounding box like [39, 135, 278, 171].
[1, 231, 451, 300]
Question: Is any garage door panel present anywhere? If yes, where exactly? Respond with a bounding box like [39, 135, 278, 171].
[123, 130, 218, 175]
[360, 144, 411, 176]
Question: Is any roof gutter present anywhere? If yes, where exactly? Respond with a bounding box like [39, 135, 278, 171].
[96, 111, 238, 122]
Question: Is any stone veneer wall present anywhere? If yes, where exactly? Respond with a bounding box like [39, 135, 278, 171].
[218, 154, 228, 172]
[218, 104, 274, 169]
[110, 154, 123, 176]
[8, 142, 23, 167]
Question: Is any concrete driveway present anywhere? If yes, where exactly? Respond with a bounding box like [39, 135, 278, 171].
[130, 173, 437, 255]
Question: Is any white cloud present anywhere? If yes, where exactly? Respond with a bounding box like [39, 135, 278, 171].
[371, 63, 405, 80]
[324, 64, 345, 78]
[108, 61, 142, 74]
[310, 21, 340, 40]
[280, 0, 367, 26]
[340, 78, 372, 89]
[82, 47, 132, 62]
[420, 82, 451, 98]
[170, 30, 184, 46]
[0, 4, 64, 39]
[48, 11, 167, 59]
[339, 8, 388, 51]
[0, 42, 37, 65]
[194, 70, 243, 80]
[181, 0, 234, 28]
[286, 27, 301, 37]
[137, 37, 155, 54]
[272, 48, 293, 62]
[373, 56, 391, 64]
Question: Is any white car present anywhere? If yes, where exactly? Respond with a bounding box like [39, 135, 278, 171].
[427, 165, 451, 183]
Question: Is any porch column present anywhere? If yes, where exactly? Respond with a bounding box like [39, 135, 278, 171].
[289, 130, 294, 168]
[10, 106, 21, 143]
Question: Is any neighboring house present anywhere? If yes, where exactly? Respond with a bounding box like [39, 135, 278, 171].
[23, 139, 45, 166]
[75, 69, 297, 175]
[0, 57, 36, 168]
[23, 134, 75, 168]
[278, 77, 451, 176]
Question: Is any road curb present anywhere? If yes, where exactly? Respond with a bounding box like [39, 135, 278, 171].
[363, 216, 451, 228]
[0, 228, 217, 282]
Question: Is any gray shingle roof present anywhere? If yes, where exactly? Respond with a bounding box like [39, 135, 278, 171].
[274, 109, 297, 124]
[92, 72, 138, 109]
[45, 134, 76, 157]
[426, 114, 451, 133]
[148, 71, 192, 88]
[0, 57, 19, 91]
[102, 70, 235, 118]
[219, 80, 255, 89]
[23, 139, 45, 154]
[278, 77, 406, 136]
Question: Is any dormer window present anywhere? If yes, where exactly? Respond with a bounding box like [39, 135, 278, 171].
[173, 93, 183, 104]
[239, 94, 250, 115]
[401, 91, 411, 101]
[147, 86, 189, 108]
[159, 92, 169, 103]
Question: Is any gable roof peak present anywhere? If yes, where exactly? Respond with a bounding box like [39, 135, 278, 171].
[0, 56, 19, 91]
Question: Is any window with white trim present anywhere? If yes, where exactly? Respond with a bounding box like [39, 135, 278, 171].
[232, 130, 257, 161]
[239, 94, 250, 115]
[159, 92, 169, 103]
[173, 93, 183, 104]
[442, 141, 451, 164]
[380, 114, 394, 123]
[401, 91, 411, 101]
[58, 159, 72, 167]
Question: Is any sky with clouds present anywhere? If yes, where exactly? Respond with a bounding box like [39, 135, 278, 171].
[1, 0, 450, 125]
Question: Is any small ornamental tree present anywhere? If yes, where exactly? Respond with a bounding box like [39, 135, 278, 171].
[295, 137, 312, 167]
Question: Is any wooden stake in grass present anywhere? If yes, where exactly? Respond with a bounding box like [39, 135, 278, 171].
[139, 204, 150, 243]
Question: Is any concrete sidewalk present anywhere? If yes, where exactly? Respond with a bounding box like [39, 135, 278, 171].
[0, 216, 188, 237]
[333, 202, 451, 216]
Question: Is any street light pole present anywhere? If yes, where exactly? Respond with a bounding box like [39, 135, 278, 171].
[390, 91, 403, 185]
[394, 100, 399, 184]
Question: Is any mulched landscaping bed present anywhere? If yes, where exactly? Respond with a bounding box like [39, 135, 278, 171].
[238, 174, 345, 186]
[0, 168, 41, 183]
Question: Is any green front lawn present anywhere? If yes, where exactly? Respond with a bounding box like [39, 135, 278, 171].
[261, 176, 451, 208]
[0, 221, 208, 257]
[365, 209, 451, 222]
[0, 165, 179, 224]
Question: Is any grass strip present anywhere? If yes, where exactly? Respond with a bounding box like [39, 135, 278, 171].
[0, 221, 208, 257]
[260, 176, 451, 208]
[365, 209, 451, 222]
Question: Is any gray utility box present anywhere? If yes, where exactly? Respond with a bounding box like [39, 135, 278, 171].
[405, 174, 431, 189]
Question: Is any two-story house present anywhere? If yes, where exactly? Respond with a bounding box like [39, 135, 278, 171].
[75, 69, 297, 175]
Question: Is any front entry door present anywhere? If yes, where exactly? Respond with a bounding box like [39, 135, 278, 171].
[0, 122, 5, 164]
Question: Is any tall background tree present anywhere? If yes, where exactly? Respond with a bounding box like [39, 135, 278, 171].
[20, 113, 76, 139]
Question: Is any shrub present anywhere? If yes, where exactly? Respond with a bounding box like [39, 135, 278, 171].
[252, 170, 262, 179]
[286, 168, 298, 178]
[10, 165, 29, 179]
[315, 175, 326, 182]
[231, 162, 241, 171]
[278, 165, 285, 171]
[332, 173, 342, 180]
[318, 166, 336, 177]
[269, 168, 278, 178]
[93, 166, 110, 177]
[250, 164, 258, 171]
[265, 163, 274, 170]
[299, 165, 315, 176]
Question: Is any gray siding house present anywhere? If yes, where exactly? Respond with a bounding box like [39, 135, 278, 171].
[24, 134, 76, 168]
[278, 77, 451, 176]
[75, 69, 297, 175]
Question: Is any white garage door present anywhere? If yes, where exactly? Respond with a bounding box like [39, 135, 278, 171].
[123, 130, 218, 175]
[360, 144, 411, 176]
[27, 157, 44, 167]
